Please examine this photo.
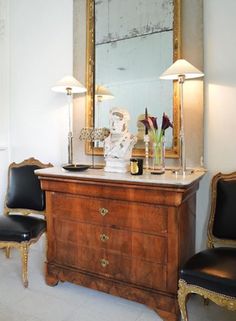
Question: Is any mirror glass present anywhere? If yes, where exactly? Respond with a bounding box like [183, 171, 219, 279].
[86, 0, 181, 157]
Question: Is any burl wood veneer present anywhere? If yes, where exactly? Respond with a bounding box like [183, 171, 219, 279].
[36, 168, 203, 321]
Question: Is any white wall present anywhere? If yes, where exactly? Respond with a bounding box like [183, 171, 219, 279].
[0, 0, 9, 146]
[196, 0, 236, 250]
[204, 0, 236, 170]
[0, 0, 73, 210]
[0, 0, 10, 210]
[9, 0, 73, 165]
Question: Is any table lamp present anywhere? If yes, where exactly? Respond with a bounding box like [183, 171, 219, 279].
[95, 85, 114, 102]
[95, 85, 114, 129]
[160, 59, 204, 175]
[52, 75, 86, 165]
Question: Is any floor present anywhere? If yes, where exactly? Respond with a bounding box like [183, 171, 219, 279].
[0, 240, 235, 321]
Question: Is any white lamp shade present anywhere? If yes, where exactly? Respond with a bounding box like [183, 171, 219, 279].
[160, 59, 204, 80]
[52, 75, 87, 94]
[95, 85, 114, 101]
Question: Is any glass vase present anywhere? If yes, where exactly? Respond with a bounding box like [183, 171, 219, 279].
[151, 137, 165, 174]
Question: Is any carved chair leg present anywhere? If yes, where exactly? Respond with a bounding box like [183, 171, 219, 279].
[20, 243, 29, 288]
[5, 246, 11, 258]
[178, 280, 190, 321]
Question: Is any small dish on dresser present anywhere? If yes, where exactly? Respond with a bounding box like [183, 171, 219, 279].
[62, 164, 90, 172]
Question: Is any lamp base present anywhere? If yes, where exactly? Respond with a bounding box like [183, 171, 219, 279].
[172, 168, 194, 176]
[62, 164, 90, 172]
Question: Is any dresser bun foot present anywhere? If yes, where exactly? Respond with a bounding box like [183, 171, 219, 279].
[155, 308, 180, 321]
[45, 274, 59, 286]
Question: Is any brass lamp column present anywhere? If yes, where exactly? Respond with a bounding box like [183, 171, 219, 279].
[52, 76, 86, 165]
[160, 59, 204, 175]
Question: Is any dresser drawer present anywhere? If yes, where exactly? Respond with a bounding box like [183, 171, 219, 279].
[51, 193, 167, 235]
[54, 219, 167, 263]
[55, 241, 167, 291]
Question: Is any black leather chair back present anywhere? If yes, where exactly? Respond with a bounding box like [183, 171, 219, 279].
[212, 178, 236, 240]
[6, 165, 45, 211]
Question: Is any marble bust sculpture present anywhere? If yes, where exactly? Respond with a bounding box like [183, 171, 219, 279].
[104, 108, 137, 173]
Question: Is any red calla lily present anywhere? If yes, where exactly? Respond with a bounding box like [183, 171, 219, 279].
[140, 112, 172, 143]
[161, 113, 173, 132]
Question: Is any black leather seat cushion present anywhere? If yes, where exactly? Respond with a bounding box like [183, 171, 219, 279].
[180, 247, 236, 297]
[6, 165, 45, 211]
[0, 215, 46, 242]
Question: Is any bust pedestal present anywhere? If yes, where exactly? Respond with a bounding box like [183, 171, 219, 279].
[104, 158, 129, 173]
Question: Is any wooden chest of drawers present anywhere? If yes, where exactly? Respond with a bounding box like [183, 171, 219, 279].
[36, 168, 203, 321]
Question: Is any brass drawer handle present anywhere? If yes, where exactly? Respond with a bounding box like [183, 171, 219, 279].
[100, 233, 109, 242]
[99, 207, 108, 216]
[100, 258, 109, 268]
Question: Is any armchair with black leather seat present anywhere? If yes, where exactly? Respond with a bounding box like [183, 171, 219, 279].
[178, 171, 236, 321]
[0, 157, 52, 287]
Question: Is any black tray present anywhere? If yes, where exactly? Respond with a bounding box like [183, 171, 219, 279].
[62, 164, 90, 172]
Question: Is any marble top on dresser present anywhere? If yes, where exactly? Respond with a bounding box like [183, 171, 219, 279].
[35, 166, 205, 187]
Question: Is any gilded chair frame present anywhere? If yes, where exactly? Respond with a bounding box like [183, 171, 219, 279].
[0, 234, 45, 287]
[0, 157, 52, 287]
[178, 280, 236, 321]
[178, 171, 236, 321]
[207, 171, 236, 249]
[4, 157, 52, 216]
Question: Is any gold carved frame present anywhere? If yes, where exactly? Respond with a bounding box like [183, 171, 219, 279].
[0, 157, 52, 287]
[178, 171, 236, 321]
[178, 280, 236, 321]
[85, 0, 181, 158]
[207, 171, 236, 249]
[4, 157, 52, 215]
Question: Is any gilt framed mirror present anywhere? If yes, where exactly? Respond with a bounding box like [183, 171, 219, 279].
[85, 0, 181, 158]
